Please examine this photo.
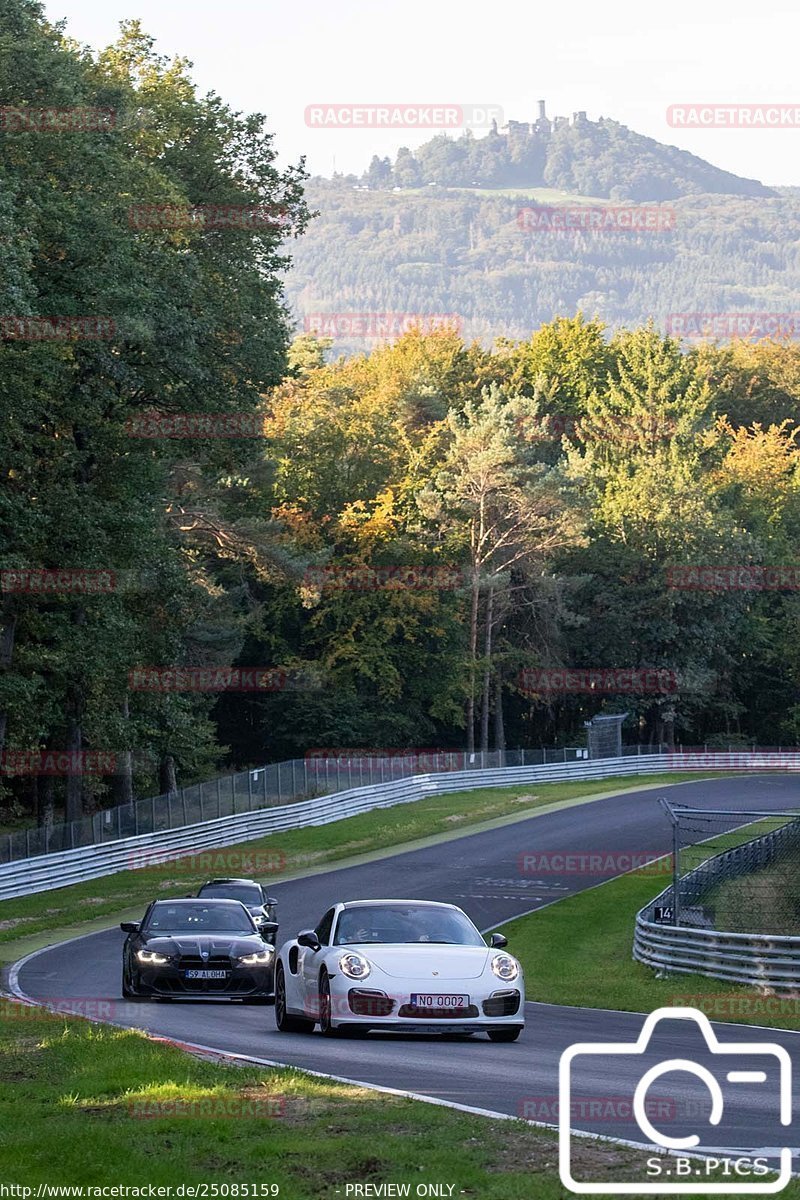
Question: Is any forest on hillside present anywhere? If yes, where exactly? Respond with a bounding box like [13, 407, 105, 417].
[286, 183, 800, 355]
[351, 117, 773, 199]
[2, 0, 800, 836]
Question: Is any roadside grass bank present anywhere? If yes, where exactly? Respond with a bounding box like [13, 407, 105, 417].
[710, 848, 800, 935]
[0, 1004, 793, 1199]
[503, 824, 800, 1029]
[0, 772, 713, 955]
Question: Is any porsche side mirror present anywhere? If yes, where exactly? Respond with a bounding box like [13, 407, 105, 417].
[489, 932, 508, 948]
[120, 922, 140, 934]
[297, 930, 321, 951]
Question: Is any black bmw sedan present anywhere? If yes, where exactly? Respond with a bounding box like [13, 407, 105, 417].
[121, 898, 275, 1001]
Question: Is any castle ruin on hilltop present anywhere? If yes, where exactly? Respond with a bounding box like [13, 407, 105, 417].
[491, 101, 589, 141]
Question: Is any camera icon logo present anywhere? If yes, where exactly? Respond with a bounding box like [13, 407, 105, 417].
[559, 1006, 792, 1194]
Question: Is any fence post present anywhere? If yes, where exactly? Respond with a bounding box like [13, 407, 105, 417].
[277, 763, 282, 805]
[247, 770, 253, 810]
[671, 815, 681, 928]
[216, 776, 222, 818]
[291, 759, 297, 796]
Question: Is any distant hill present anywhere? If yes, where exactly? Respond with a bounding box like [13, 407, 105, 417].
[284, 107, 788, 354]
[345, 108, 775, 201]
[285, 184, 800, 355]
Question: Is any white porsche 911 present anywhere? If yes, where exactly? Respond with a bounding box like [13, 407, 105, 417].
[273, 899, 524, 1041]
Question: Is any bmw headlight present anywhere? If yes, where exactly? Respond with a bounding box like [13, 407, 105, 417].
[136, 949, 170, 965]
[490, 953, 519, 981]
[237, 949, 274, 966]
[338, 952, 371, 980]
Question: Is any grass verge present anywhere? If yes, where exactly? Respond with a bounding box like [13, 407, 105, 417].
[502, 833, 800, 1030]
[0, 772, 711, 955]
[0, 1004, 794, 1197]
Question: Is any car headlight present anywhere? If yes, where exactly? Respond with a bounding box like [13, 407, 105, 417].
[490, 953, 519, 981]
[338, 952, 371, 980]
[136, 949, 170, 965]
[237, 949, 274, 966]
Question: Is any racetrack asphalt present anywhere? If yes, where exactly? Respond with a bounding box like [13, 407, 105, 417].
[11, 774, 800, 1172]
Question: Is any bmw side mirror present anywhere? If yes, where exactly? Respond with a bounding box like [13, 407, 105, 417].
[120, 922, 140, 934]
[260, 921, 280, 944]
[490, 932, 508, 948]
[297, 930, 321, 951]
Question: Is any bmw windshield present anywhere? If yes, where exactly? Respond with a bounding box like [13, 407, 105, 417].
[144, 903, 256, 936]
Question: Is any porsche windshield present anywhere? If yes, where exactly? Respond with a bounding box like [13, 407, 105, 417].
[145, 902, 256, 935]
[334, 905, 484, 946]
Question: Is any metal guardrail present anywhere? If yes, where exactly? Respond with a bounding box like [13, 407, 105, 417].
[3, 750, 800, 903]
[1, 745, 608, 865]
[634, 811, 800, 991]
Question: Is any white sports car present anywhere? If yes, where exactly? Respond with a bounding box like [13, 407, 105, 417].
[274, 899, 524, 1040]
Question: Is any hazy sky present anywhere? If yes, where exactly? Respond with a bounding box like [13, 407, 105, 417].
[45, 0, 800, 186]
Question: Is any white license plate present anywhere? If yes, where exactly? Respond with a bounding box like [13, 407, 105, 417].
[184, 969, 229, 980]
[410, 993, 469, 1008]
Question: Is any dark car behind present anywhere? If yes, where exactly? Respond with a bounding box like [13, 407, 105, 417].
[121, 898, 275, 1001]
[196, 878, 279, 944]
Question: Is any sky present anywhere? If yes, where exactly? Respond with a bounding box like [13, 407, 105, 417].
[44, 0, 800, 186]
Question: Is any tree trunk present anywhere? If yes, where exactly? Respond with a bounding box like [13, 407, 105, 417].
[63, 707, 83, 824]
[37, 773, 55, 833]
[0, 604, 16, 762]
[662, 707, 676, 751]
[480, 582, 495, 753]
[159, 753, 178, 797]
[111, 694, 133, 808]
[493, 671, 505, 758]
[466, 563, 480, 754]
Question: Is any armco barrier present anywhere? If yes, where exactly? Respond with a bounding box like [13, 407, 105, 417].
[634, 919, 800, 991]
[634, 807, 800, 991]
[3, 751, 799, 902]
[1, 745, 602, 864]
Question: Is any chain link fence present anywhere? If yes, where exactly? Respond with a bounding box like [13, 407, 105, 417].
[4, 743, 652, 865]
[643, 801, 800, 934]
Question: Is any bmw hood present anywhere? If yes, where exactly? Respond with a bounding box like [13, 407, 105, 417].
[143, 936, 264, 957]
[350, 945, 492, 979]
